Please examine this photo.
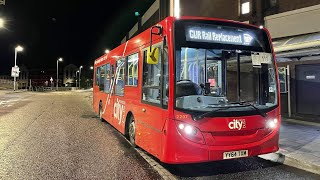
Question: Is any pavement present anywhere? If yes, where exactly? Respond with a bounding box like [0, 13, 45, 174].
[260, 118, 320, 175]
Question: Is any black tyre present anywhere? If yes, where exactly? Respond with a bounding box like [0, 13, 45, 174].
[128, 116, 137, 147]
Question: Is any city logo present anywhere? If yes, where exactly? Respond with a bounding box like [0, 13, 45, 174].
[228, 119, 246, 130]
[114, 98, 126, 125]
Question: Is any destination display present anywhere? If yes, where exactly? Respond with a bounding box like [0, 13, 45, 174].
[185, 24, 255, 46]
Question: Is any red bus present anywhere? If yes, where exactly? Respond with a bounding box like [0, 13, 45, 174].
[93, 16, 280, 164]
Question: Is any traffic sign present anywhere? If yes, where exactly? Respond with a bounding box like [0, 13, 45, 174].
[11, 66, 20, 77]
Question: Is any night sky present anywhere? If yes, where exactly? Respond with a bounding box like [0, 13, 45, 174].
[0, 0, 155, 75]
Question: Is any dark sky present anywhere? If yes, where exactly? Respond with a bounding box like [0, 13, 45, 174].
[0, 0, 155, 75]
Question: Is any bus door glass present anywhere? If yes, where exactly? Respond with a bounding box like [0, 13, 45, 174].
[139, 41, 168, 156]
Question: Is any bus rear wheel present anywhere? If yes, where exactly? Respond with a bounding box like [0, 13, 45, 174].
[128, 116, 136, 147]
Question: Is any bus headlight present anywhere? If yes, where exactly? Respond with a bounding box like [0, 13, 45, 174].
[176, 121, 205, 144]
[267, 118, 278, 129]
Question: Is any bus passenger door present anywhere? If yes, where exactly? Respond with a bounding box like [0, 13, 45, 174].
[102, 63, 115, 124]
[137, 42, 169, 158]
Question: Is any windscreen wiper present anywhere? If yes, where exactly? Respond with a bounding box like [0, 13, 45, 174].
[193, 106, 232, 121]
[228, 101, 267, 117]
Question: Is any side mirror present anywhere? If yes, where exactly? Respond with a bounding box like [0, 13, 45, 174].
[147, 47, 159, 64]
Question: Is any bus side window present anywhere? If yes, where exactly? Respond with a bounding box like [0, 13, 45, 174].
[115, 58, 125, 96]
[96, 67, 100, 86]
[126, 53, 139, 86]
[99, 65, 105, 92]
[105, 63, 111, 93]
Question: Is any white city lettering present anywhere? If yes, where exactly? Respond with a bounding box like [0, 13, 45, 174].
[228, 119, 246, 130]
[113, 98, 126, 125]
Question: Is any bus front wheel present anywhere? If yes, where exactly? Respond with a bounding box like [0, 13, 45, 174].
[99, 102, 103, 121]
[128, 116, 137, 147]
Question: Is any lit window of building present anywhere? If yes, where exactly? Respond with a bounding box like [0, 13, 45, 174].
[241, 2, 250, 14]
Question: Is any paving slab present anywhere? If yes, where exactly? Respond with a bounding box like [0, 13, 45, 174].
[260, 118, 320, 175]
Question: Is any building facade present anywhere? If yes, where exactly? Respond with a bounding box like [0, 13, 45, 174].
[17, 64, 29, 89]
[63, 64, 78, 87]
[121, 0, 320, 121]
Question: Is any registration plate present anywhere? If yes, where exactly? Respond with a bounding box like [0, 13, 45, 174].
[223, 150, 248, 159]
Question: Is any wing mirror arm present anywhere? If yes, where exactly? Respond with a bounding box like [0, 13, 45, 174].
[150, 25, 163, 53]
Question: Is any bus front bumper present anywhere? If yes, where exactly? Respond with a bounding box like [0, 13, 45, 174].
[161, 119, 279, 164]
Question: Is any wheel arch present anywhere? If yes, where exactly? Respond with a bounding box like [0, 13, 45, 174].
[125, 111, 134, 137]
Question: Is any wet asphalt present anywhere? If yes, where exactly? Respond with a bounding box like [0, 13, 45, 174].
[0, 90, 319, 180]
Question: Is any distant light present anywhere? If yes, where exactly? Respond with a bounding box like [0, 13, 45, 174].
[90, 66, 93, 70]
[134, 11, 140, 17]
[58, 57, 63, 62]
[80, 66, 83, 69]
[77, 70, 79, 73]
[241, 2, 250, 15]
[174, 0, 180, 18]
[259, 25, 263, 29]
[15, 45, 24, 52]
[105, 49, 110, 54]
[0, 18, 5, 28]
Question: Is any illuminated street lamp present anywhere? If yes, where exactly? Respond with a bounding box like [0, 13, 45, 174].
[13, 45, 24, 91]
[56, 57, 63, 90]
[76, 70, 79, 88]
[174, 0, 180, 18]
[90, 66, 93, 70]
[0, 18, 5, 28]
[105, 49, 110, 54]
[79, 66, 83, 88]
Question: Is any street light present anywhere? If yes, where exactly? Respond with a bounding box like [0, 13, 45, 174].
[56, 57, 63, 91]
[0, 18, 5, 28]
[90, 66, 93, 70]
[174, 0, 180, 18]
[13, 45, 24, 91]
[105, 49, 110, 54]
[79, 66, 83, 88]
[76, 70, 79, 88]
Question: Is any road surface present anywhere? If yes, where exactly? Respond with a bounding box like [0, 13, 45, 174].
[0, 90, 318, 179]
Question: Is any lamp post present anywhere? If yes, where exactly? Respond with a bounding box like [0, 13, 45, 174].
[79, 66, 83, 88]
[76, 70, 79, 88]
[90, 66, 94, 88]
[56, 57, 63, 90]
[13, 45, 23, 91]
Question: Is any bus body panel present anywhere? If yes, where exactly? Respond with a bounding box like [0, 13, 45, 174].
[162, 111, 280, 164]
